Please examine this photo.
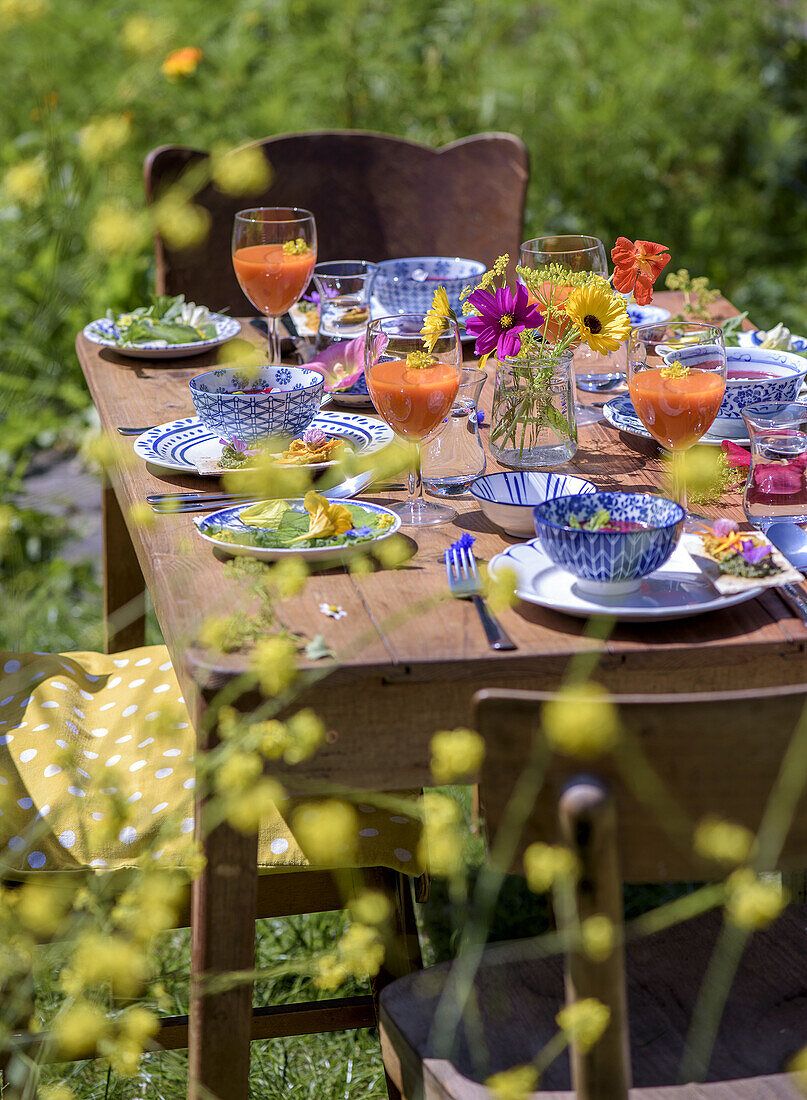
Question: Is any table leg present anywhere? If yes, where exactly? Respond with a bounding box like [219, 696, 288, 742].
[102, 478, 146, 653]
[188, 813, 259, 1100]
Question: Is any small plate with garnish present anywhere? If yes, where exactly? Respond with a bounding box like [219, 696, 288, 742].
[683, 518, 805, 596]
[601, 394, 751, 447]
[83, 295, 240, 360]
[133, 411, 393, 475]
[195, 491, 400, 563]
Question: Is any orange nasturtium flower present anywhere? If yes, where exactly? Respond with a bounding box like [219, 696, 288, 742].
[610, 238, 671, 306]
[162, 47, 203, 80]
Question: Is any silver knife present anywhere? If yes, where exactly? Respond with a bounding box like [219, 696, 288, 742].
[149, 470, 381, 513]
[778, 583, 807, 624]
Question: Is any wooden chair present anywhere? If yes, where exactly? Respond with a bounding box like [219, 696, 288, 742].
[143, 130, 529, 315]
[379, 686, 807, 1099]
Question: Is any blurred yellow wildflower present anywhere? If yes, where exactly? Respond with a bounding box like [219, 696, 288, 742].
[113, 874, 185, 942]
[53, 1000, 109, 1058]
[153, 196, 211, 250]
[226, 778, 285, 833]
[418, 791, 464, 877]
[66, 933, 148, 998]
[556, 998, 611, 1052]
[89, 203, 147, 255]
[788, 1045, 807, 1090]
[265, 556, 308, 597]
[105, 1036, 145, 1076]
[121, 15, 171, 55]
[430, 727, 485, 783]
[41, 1086, 74, 1100]
[725, 868, 786, 930]
[483, 562, 518, 614]
[128, 501, 156, 531]
[215, 751, 263, 794]
[350, 889, 392, 926]
[314, 953, 348, 991]
[119, 1006, 159, 1044]
[81, 430, 136, 472]
[78, 114, 132, 162]
[162, 46, 203, 79]
[16, 881, 72, 936]
[0, 0, 48, 26]
[523, 842, 579, 894]
[292, 799, 358, 866]
[485, 1064, 540, 1100]
[337, 922, 385, 978]
[3, 157, 47, 204]
[581, 914, 615, 962]
[694, 816, 756, 866]
[252, 634, 298, 696]
[258, 709, 324, 763]
[374, 533, 411, 569]
[542, 682, 620, 758]
[212, 146, 272, 196]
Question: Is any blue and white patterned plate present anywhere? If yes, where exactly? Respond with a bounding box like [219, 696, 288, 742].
[601, 394, 750, 448]
[133, 411, 393, 474]
[488, 539, 761, 621]
[83, 314, 241, 360]
[195, 498, 401, 563]
[737, 330, 807, 355]
[370, 298, 474, 342]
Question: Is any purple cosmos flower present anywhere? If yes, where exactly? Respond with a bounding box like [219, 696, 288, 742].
[443, 531, 476, 562]
[306, 334, 366, 392]
[740, 539, 771, 565]
[711, 518, 739, 538]
[464, 283, 544, 359]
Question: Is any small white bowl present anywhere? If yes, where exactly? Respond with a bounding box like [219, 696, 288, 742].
[470, 471, 597, 537]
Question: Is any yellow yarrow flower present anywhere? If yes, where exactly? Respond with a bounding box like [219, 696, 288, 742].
[119, 1006, 159, 1044]
[226, 777, 285, 833]
[292, 799, 358, 866]
[542, 682, 620, 758]
[78, 114, 132, 162]
[725, 868, 786, 930]
[16, 881, 72, 936]
[314, 953, 348, 991]
[430, 727, 485, 783]
[66, 933, 148, 998]
[215, 751, 263, 794]
[337, 922, 385, 978]
[350, 889, 392, 926]
[581, 914, 615, 962]
[252, 634, 298, 696]
[482, 562, 518, 614]
[41, 1086, 75, 1100]
[485, 1064, 540, 1100]
[128, 501, 156, 531]
[564, 283, 631, 354]
[53, 1001, 110, 1058]
[523, 842, 579, 894]
[418, 791, 464, 877]
[3, 157, 47, 204]
[556, 997, 611, 1053]
[693, 816, 756, 866]
[212, 146, 272, 196]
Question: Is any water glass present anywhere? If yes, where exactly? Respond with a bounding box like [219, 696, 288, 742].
[313, 261, 376, 354]
[741, 401, 807, 530]
[422, 367, 487, 496]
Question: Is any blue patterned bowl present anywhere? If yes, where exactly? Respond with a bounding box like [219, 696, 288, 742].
[533, 491, 685, 595]
[626, 304, 671, 328]
[373, 257, 485, 317]
[470, 471, 597, 537]
[662, 346, 807, 439]
[190, 366, 324, 442]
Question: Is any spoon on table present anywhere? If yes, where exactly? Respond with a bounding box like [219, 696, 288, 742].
[577, 372, 626, 392]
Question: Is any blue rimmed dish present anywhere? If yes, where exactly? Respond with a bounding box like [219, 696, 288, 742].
[372, 257, 485, 318]
[190, 365, 324, 442]
[470, 471, 597, 537]
[83, 313, 241, 360]
[532, 490, 685, 595]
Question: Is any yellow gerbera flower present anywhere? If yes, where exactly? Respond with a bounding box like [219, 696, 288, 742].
[421, 286, 454, 352]
[563, 283, 631, 354]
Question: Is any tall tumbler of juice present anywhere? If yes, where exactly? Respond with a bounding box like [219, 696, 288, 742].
[365, 314, 462, 526]
[741, 401, 807, 530]
[232, 207, 317, 366]
[626, 321, 727, 510]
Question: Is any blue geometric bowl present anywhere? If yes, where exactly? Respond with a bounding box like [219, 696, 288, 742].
[373, 257, 485, 317]
[189, 366, 324, 443]
[662, 346, 807, 439]
[470, 471, 597, 537]
[533, 491, 685, 595]
[626, 304, 671, 329]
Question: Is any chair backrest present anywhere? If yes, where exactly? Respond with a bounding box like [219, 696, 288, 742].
[475, 684, 807, 884]
[144, 130, 529, 315]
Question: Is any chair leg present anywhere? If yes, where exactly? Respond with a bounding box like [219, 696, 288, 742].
[102, 479, 146, 653]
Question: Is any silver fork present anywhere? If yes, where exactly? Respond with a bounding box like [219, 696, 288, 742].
[446, 546, 516, 651]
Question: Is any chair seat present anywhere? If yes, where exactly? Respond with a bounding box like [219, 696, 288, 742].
[380, 907, 807, 1098]
[0, 648, 422, 876]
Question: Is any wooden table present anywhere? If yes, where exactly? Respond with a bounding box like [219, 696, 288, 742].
[75, 292, 807, 1100]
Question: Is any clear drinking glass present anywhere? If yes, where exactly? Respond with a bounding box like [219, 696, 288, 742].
[365, 314, 462, 526]
[232, 207, 317, 366]
[312, 260, 376, 355]
[741, 401, 807, 530]
[627, 321, 727, 509]
[422, 367, 487, 496]
[490, 350, 577, 468]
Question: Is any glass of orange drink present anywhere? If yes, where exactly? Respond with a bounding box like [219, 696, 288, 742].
[365, 314, 462, 527]
[232, 207, 317, 366]
[627, 321, 727, 509]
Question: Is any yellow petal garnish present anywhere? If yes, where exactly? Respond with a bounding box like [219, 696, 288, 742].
[282, 237, 310, 255]
[239, 499, 291, 528]
[290, 490, 354, 542]
[660, 359, 690, 379]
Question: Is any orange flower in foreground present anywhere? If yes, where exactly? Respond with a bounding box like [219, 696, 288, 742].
[611, 238, 670, 306]
[162, 47, 203, 80]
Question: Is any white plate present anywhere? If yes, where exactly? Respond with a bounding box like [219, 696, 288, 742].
[83, 313, 241, 360]
[489, 539, 762, 621]
[601, 394, 750, 448]
[370, 298, 475, 342]
[737, 330, 807, 354]
[133, 411, 393, 475]
[195, 498, 401, 562]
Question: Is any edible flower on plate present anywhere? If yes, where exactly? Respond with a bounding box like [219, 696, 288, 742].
[291, 491, 355, 543]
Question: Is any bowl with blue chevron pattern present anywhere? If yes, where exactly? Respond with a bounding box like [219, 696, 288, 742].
[533, 491, 685, 595]
[373, 257, 485, 317]
[470, 471, 597, 536]
[190, 365, 324, 442]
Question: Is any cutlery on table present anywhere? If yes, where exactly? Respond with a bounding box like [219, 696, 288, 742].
[577, 372, 626, 393]
[147, 471, 403, 513]
[117, 425, 158, 436]
[777, 583, 807, 624]
[446, 545, 516, 651]
[763, 524, 807, 623]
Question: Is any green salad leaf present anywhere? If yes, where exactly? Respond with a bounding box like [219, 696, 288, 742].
[206, 504, 391, 551]
[97, 294, 220, 347]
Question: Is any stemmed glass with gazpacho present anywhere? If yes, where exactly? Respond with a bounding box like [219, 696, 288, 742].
[365, 314, 462, 526]
[627, 321, 727, 508]
[232, 207, 317, 366]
